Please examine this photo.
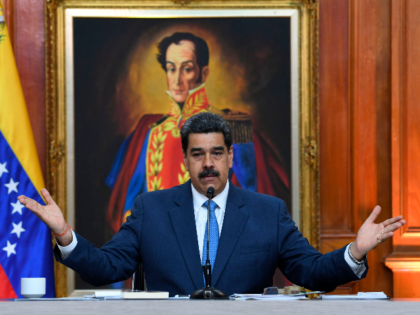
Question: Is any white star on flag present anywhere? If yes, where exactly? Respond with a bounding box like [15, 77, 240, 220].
[11, 222, 26, 238]
[2, 241, 17, 257]
[5, 178, 19, 194]
[11, 200, 25, 215]
[0, 162, 8, 178]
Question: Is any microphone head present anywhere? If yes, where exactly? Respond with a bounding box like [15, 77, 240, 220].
[206, 187, 215, 199]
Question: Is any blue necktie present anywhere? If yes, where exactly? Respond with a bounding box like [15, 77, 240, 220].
[202, 200, 219, 284]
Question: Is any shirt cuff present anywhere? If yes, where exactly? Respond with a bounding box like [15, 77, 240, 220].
[344, 244, 366, 278]
[56, 230, 78, 260]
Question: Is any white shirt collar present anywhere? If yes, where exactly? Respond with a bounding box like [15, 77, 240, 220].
[191, 180, 230, 210]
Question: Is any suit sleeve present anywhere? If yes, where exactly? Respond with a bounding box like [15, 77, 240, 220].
[53, 194, 144, 287]
[276, 200, 368, 292]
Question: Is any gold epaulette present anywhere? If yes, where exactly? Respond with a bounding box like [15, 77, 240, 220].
[207, 105, 253, 144]
[148, 115, 169, 129]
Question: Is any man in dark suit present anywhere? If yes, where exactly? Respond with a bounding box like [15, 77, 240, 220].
[18, 113, 405, 296]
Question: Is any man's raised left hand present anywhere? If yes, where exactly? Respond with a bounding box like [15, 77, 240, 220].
[350, 205, 406, 261]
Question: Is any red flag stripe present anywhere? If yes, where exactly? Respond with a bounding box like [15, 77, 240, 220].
[0, 263, 17, 298]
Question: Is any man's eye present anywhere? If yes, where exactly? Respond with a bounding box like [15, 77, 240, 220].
[213, 151, 222, 156]
[184, 67, 191, 73]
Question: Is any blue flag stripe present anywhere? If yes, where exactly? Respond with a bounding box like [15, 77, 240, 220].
[0, 130, 55, 298]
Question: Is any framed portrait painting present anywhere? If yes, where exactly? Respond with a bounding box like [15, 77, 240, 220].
[46, 0, 319, 297]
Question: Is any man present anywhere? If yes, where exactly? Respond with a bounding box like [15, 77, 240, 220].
[19, 112, 405, 297]
[106, 32, 290, 232]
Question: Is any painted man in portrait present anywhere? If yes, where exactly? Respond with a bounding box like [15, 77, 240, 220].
[105, 32, 290, 232]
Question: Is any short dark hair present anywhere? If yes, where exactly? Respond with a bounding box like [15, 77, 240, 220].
[157, 32, 210, 83]
[181, 112, 232, 154]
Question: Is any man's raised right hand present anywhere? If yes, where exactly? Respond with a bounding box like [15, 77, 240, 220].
[18, 188, 73, 246]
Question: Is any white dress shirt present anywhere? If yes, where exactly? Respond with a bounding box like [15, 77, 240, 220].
[57, 181, 365, 277]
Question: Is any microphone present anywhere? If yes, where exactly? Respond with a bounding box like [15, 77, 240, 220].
[206, 186, 215, 199]
[190, 187, 228, 299]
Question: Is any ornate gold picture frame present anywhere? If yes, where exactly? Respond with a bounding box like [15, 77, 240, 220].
[46, 0, 319, 297]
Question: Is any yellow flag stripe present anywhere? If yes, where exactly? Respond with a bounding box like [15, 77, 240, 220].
[0, 4, 45, 193]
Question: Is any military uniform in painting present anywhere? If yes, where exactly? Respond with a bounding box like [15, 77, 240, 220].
[106, 85, 290, 232]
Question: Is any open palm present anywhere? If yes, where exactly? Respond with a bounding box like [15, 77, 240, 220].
[18, 188, 67, 235]
[352, 205, 406, 260]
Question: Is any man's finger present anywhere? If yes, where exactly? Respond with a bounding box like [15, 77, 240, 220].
[17, 195, 26, 203]
[26, 199, 40, 212]
[379, 231, 394, 242]
[17, 196, 39, 214]
[365, 205, 382, 225]
[384, 220, 406, 233]
[40, 188, 56, 206]
[17, 195, 32, 207]
[382, 215, 404, 227]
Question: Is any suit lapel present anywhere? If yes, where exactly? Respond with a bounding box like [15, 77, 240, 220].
[212, 184, 248, 287]
[168, 181, 204, 289]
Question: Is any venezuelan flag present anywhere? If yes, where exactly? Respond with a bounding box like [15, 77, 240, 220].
[0, 3, 55, 298]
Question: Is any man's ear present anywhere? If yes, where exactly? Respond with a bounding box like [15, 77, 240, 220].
[201, 66, 210, 83]
[183, 152, 189, 172]
[228, 145, 233, 168]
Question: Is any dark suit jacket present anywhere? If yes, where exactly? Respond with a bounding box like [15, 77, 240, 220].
[55, 181, 367, 296]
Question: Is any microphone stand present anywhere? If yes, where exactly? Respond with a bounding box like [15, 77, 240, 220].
[190, 187, 228, 299]
[202, 196, 212, 287]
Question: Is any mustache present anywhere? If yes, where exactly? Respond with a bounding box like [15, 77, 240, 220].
[198, 169, 220, 179]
